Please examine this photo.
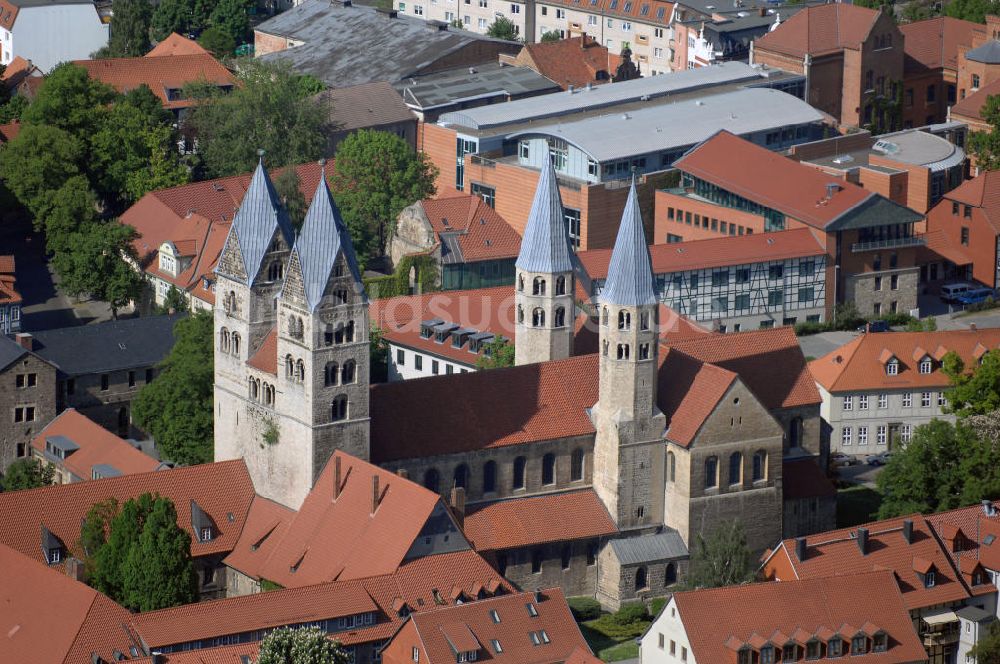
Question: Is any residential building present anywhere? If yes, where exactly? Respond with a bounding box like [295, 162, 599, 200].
[789, 127, 967, 214]
[380, 588, 592, 664]
[30, 409, 165, 483]
[0, 333, 57, 472]
[395, 62, 559, 123]
[254, 0, 522, 89]
[0, 54, 40, 92]
[388, 194, 523, 290]
[578, 228, 828, 331]
[925, 170, 1000, 288]
[123, 163, 323, 312]
[900, 16, 980, 127]
[641, 571, 928, 664]
[0, 254, 21, 333]
[655, 131, 926, 319]
[956, 15, 1000, 103]
[501, 35, 619, 89]
[317, 81, 418, 154]
[950, 76, 999, 133]
[751, 3, 904, 130]
[26, 315, 182, 438]
[809, 328, 1000, 454]
[0, 0, 108, 72]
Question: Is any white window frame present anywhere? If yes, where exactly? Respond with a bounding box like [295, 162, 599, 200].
[842, 395, 853, 411]
[901, 424, 912, 443]
[902, 393, 912, 407]
[858, 426, 869, 445]
[886, 360, 898, 376]
[919, 358, 933, 374]
[878, 394, 888, 409]
[938, 392, 947, 406]
[921, 392, 932, 407]
[877, 425, 887, 445]
[859, 395, 869, 410]
[841, 427, 852, 446]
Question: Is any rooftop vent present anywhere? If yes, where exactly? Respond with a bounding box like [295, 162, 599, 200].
[872, 139, 900, 155]
[568, 84, 576, 93]
[376, 7, 398, 17]
[825, 182, 841, 199]
[831, 154, 854, 165]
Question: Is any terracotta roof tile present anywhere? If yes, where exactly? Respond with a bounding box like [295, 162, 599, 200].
[754, 3, 882, 58]
[74, 54, 235, 109]
[134, 642, 260, 663]
[464, 489, 617, 551]
[808, 329, 1000, 393]
[565, 646, 604, 664]
[0, 0, 17, 31]
[31, 409, 163, 480]
[146, 33, 210, 57]
[247, 327, 278, 375]
[782, 458, 836, 500]
[0, 255, 14, 273]
[942, 169, 1000, 234]
[658, 348, 737, 447]
[924, 502, 1000, 579]
[0, 460, 255, 565]
[675, 571, 927, 663]
[951, 76, 1000, 122]
[0, 119, 20, 142]
[519, 36, 620, 89]
[900, 16, 980, 72]
[420, 195, 522, 262]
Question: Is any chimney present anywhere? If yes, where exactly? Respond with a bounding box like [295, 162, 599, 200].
[758, 5, 766, 15]
[534, 589, 544, 603]
[65, 556, 86, 582]
[857, 527, 869, 555]
[795, 537, 807, 562]
[371, 474, 381, 515]
[151, 654, 165, 664]
[15, 332, 32, 351]
[397, 468, 409, 479]
[333, 456, 342, 500]
[971, 323, 978, 332]
[568, 84, 575, 93]
[902, 519, 913, 544]
[450, 486, 466, 526]
[825, 182, 840, 200]
[376, 6, 398, 17]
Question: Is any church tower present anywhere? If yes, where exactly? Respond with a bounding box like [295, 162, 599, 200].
[591, 180, 666, 530]
[514, 151, 576, 366]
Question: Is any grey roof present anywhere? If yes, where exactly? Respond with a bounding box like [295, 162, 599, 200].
[0, 335, 27, 372]
[220, 160, 294, 285]
[965, 39, 1000, 64]
[258, 0, 517, 88]
[438, 61, 767, 131]
[40, 525, 63, 554]
[91, 464, 122, 479]
[394, 62, 559, 111]
[45, 435, 80, 453]
[507, 87, 825, 163]
[31, 314, 182, 376]
[827, 194, 924, 232]
[191, 499, 213, 537]
[956, 605, 993, 622]
[516, 153, 575, 274]
[293, 173, 366, 312]
[318, 81, 415, 132]
[601, 181, 657, 307]
[610, 530, 688, 565]
[802, 128, 966, 173]
[440, 233, 464, 264]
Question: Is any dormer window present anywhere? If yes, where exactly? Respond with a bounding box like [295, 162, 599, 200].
[872, 633, 887, 652]
[737, 648, 752, 664]
[806, 640, 820, 659]
[886, 360, 899, 376]
[828, 638, 843, 657]
[925, 570, 936, 587]
[456, 650, 478, 662]
[159, 252, 176, 275]
[851, 635, 866, 654]
[201, 526, 213, 542]
[919, 358, 933, 374]
[760, 645, 775, 664]
[48, 547, 61, 564]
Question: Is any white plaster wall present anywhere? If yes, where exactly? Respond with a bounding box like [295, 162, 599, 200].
[13, 5, 108, 71]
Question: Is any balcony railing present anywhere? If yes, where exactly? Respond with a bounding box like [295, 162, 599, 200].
[850, 235, 926, 253]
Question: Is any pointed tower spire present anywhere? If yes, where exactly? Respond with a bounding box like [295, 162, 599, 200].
[601, 179, 656, 307]
[293, 163, 366, 312]
[516, 150, 575, 274]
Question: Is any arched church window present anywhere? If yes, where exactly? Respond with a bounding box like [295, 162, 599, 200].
[483, 460, 497, 493]
[324, 324, 334, 347]
[635, 566, 648, 590]
[453, 464, 469, 490]
[225, 291, 236, 315]
[346, 320, 356, 343]
[667, 451, 675, 482]
[541, 453, 555, 485]
[571, 449, 584, 481]
[295, 359, 305, 382]
[324, 361, 339, 386]
[513, 456, 527, 490]
[533, 277, 546, 295]
[555, 275, 566, 295]
[532, 308, 545, 327]
[618, 310, 631, 330]
[554, 307, 566, 328]
[517, 305, 524, 324]
[331, 395, 348, 421]
[335, 323, 345, 344]
[729, 452, 742, 486]
[231, 333, 240, 356]
[518, 275, 525, 292]
[424, 468, 440, 493]
[341, 360, 356, 384]
[616, 344, 630, 360]
[268, 262, 283, 281]
[248, 377, 258, 401]
[220, 327, 230, 353]
[640, 311, 650, 331]
[285, 355, 295, 379]
[602, 307, 608, 326]
[602, 339, 609, 356]
[665, 563, 677, 586]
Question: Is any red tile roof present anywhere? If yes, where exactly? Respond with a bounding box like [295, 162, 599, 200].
[782, 457, 836, 501]
[0, 0, 18, 30]
[221, 494, 296, 577]
[540, 0, 674, 25]
[900, 16, 981, 72]
[579, 228, 826, 278]
[0, 460, 255, 565]
[754, 3, 882, 58]
[922, 502, 1000, 589]
[247, 327, 278, 375]
[419, 195, 522, 262]
[383, 588, 591, 664]
[809, 328, 1000, 393]
[658, 347, 738, 447]
[950, 77, 1000, 123]
[674, 571, 927, 663]
[74, 54, 235, 109]
[565, 646, 604, 664]
[942, 169, 1000, 234]
[517, 36, 620, 89]
[763, 513, 974, 610]
[31, 409, 164, 480]
[0, 255, 14, 274]
[233, 451, 449, 588]
[0, 253, 20, 305]
[134, 643, 260, 663]
[0, 543, 139, 664]
[146, 33, 210, 57]
[674, 131, 873, 231]
[0, 119, 20, 142]
[464, 490, 617, 551]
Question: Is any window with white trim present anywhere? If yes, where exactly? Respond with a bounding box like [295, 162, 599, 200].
[878, 394, 887, 409]
[859, 395, 869, 410]
[858, 426, 869, 445]
[877, 425, 887, 445]
[901, 424, 912, 443]
[843, 395, 853, 411]
[842, 427, 852, 446]
[921, 392, 932, 407]
[902, 393, 912, 407]
[886, 360, 898, 376]
[919, 358, 933, 374]
[938, 392, 947, 406]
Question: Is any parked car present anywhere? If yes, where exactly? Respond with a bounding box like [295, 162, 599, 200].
[941, 282, 974, 303]
[865, 451, 894, 466]
[857, 320, 890, 333]
[831, 452, 860, 467]
[955, 287, 997, 306]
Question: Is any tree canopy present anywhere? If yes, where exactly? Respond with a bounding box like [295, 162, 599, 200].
[197, 26, 237, 58]
[541, 30, 563, 42]
[329, 129, 438, 266]
[258, 627, 350, 664]
[1, 459, 55, 491]
[486, 16, 521, 41]
[685, 520, 755, 589]
[476, 338, 515, 369]
[944, 0, 999, 23]
[209, 0, 254, 45]
[942, 349, 1000, 417]
[132, 311, 215, 465]
[107, 0, 153, 57]
[972, 620, 1000, 664]
[969, 95, 1000, 171]
[50, 221, 144, 318]
[182, 59, 330, 178]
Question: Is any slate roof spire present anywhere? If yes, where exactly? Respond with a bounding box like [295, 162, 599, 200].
[600, 178, 656, 306]
[293, 160, 366, 312]
[515, 148, 575, 274]
[222, 152, 294, 284]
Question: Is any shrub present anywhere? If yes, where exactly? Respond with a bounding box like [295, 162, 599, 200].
[568, 596, 602, 622]
[612, 602, 649, 626]
[649, 596, 668, 618]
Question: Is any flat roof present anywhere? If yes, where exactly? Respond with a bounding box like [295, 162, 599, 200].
[803, 128, 965, 172]
[437, 61, 773, 130]
[395, 62, 559, 111]
[508, 87, 824, 162]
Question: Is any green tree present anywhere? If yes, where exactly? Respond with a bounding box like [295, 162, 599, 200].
[486, 16, 520, 41]
[541, 30, 562, 42]
[39, 176, 100, 255]
[370, 326, 389, 383]
[0, 94, 29, 123]
[157, 285, 191, 314]
[0, 458, 55, 491]
[942, 350, 1000, 417]
[970, 95, 1000, 170]
[21, 63, 115, 140]
[108, 0, 153, 56]
[274, 167, 308, 231]
[151, 0, 192, 41]
[0, 124, 84, 220]
[122, 496, 199, 611]
[51, 222, 144, 318]
[132, 311, 215, 465]
[78, 498, 119, 577]
[945, 0, 999, 23]
[209, 0, 253, 45]
[685, 520, 755, 589]
[197, 26, 237, 58]
[90, 494, 151, 600]
[258, 627, 350, 664]
[182, 60, 330, 178]
[476, 338, 515, 369]
[972, 621, 1000, 663]
[330, 129, 438, 264]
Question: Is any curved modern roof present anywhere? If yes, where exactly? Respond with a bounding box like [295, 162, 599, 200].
[870, 130, 966, 171]
[965, 39, 1000, 64]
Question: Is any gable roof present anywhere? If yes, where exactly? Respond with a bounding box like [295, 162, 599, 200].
[516, 153, 576, 274]
[247, 327, 279, 375]
[753, 3, 882, 58]
[950, 76, 1000, 123]
[0, 334, 29, 371]
[900, 16, 980, 72]
[419, 195, 522, 263]
[0, 460, 255, 565]
[924, 502, 1000, 585]
[657, 348, 738, 447]
[0, 543, 140, 664]
[31, 409, 164, 480]
[674, 571, 927, 663]
[809, 328, 1000, 393]
[463, 490, 617, 551]
[600, 180, 657, 306]
[964, 38, 1000, 64]
[146, 32, 210, 57]
[941, 169, 1000, 233]
[518, 35, 619, 89]
[74, 53, 235, 109]
[318, 80, 415, 132]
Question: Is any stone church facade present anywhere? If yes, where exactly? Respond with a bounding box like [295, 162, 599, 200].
[213, 157, 824, 608]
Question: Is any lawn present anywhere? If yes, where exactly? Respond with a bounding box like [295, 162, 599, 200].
[578, 607, 650, 662]
[837, 484, 883, 527]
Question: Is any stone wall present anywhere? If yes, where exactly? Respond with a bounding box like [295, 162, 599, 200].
[783, 494, 837, 538]
[0, 352, 57, 471]
[481, 537, 602, 598]
[844, 266, 919, 317]
[389, 203, 437, 269]
[61, 366, 156, 439]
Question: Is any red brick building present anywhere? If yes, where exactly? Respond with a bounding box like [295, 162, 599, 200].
[899, 16, 980, 127]
[925, 170, 1000, 288]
